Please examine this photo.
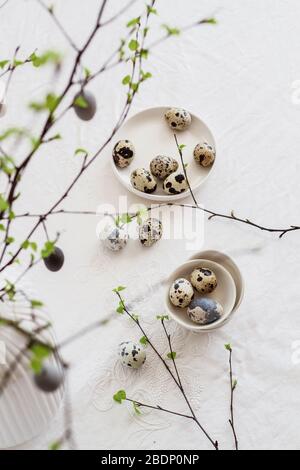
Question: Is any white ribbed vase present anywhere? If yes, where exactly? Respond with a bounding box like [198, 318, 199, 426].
[0, 298, 63, 449]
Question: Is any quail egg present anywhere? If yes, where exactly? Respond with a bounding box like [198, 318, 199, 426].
[164, 107, 192, 131]
[163, 171, 188, 195]
[194, 141, 216, 167]
[118, 341, 146, 369]
[150, 155, 179, 180]
[73, 90, 97, 121]
[113, 140, 135, 168]
[169, 278, 194, 308]
[34, 363, 64, 393]
[101, 223, 129, 252]
[190, 268, 217, 294]
[139, 218, 163, 247]
[130, 168, 157, 194]
[43, 246, 65, 272]
[187, 298, 223, 326]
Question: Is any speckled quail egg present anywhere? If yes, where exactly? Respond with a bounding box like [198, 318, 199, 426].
[169, 278, 194, 308]
[164, 107, 192, 131]
[101, 223, 129, 252]
[139, 218, 163, 247]
[194, 141, 216, 167]
[190, 268, 217, 294]
[187, 298, 223, 326]
[118, 341, 146, 369]
[150, 155, 179, 180]
[163, 171, 188, 195]
[130, 168, 157, 194]
[113, 140, 135, 168]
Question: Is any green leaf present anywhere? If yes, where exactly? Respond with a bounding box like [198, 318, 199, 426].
[30, 299, 44, 308]
[127, 17, 140, 28]
[113, 286, 126, 293]
[162, 24, 181, 36]
[9, 207, 16, 220]
[131, 83, 139, 92]
[30, 241, 37, 252]
[84, 67, 91, 79]
[225, 344, 232, 351]
[30, 50, 62, 68]
[116, 301, 125, 314]
[0, 195, 9, 212]
[167, 352, 177, 360]
[122, 75, 131, 85]
[6, 236, 14, 245]
[0, 224, 5, 231]
[13, 59, 24, 67]
[29, 93, 60, 114]
[30, 343, 51, 374]
[202, 18, 217, 25]
[140, 49, 149, 59]
[147, 6, 158, 15]
[129, 39, 139, 51]
[156, 315, 169, 321]
[139, 336, 148, 346]
[41, 240, 55, 259]
[120, 213, 132, 224]
[133, 401, 142, 415]
[31, 343, 50, 359]
[0, 60, 9, 69]
[113, 390, 126, 404]
[131, 314, 139, 322]
[49, 441, 61, 451]
[141, 71, 152, 81]
[73, 95, 88, 109]
[233, 379, 238, 391]
[75, 148, 88, 157]
[22, 240, 30, 249]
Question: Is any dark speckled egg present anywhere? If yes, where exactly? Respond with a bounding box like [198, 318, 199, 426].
[187, 298, 223, 325]
[113, 140, 135, 168]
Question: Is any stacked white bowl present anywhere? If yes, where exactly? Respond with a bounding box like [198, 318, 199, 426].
[165, 250, 244, 332]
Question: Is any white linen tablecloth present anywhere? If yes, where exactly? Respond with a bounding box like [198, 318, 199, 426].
[1, 0, 300, 450]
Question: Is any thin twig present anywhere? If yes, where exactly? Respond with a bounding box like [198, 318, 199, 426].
[227, 345, 239, 450]
[174, 133, 199, 207]
[100, 0, 139, 27]
[125, 398, 194, 420]
[36, 0, 79, 52]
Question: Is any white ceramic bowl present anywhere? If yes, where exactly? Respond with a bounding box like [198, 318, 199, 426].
[110, 106, 216, 202]
[188, 250, 245, 315]
[165, 259, 236, 332]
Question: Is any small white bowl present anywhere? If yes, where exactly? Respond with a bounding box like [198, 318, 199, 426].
[165, 259, 236, 332]
[110, 106, 216, 202]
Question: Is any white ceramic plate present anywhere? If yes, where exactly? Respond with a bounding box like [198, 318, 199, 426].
[165, 259, 236, 332]
[110, 106, 216, 201]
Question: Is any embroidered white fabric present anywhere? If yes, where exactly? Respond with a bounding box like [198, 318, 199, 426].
[1, 0, 300, 450]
